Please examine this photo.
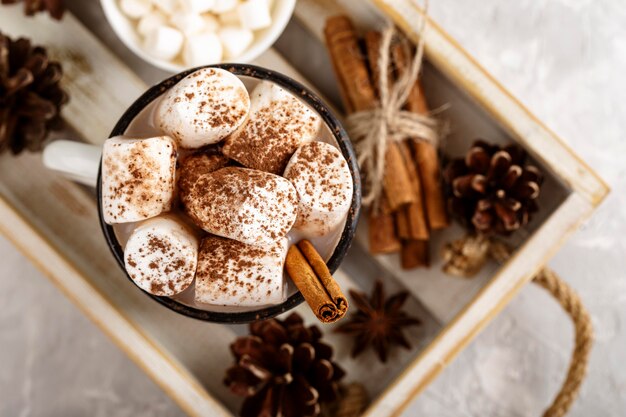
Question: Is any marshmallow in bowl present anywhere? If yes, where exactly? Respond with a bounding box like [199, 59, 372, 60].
[223, 81, 322, 174]
[102, 136, 177, 224]
[181, 167, 298, 246]
[143, 25, 184, 60]
[183, 32, 223, 66]
[155, 68, 250, 148]
[195, 235, 287, 306]
[284, 142, 353, 236]
[217, 25, 254, 59]
[212, 0, 239, 13]
[137, 10, 167, 36]
[179, 0, 216, 13]
[237, 0, 271, 30]
[120, 0, 152, 18]
[124, 215, 198, 296]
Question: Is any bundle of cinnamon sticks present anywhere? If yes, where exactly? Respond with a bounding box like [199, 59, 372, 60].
[324, 16, 448, 269]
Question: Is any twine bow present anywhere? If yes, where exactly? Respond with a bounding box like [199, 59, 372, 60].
[346, 0, 439, 207]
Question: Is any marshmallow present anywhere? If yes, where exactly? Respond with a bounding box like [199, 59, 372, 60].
[155, 68, 249, 148]
[181, 167, 298, 245]
[120, 0, 152, 18]
[143, 25, 184, 60]
[177, 152, 229, 194]
[217, 25, 253, 59]
[150, 0, 178, 14]
[284, 142, 353, 236]
[238, 0, 271, 30]
[102, 136, 177, 224]
[180, 0, 216, 13]
[195, 235, 287, 306]
[201, 13, 220, 32]
[212, 0, 238, 13]
[183, 32, 223, 66]
[169, 11, 208, 35]
[137, 10, 167, 37]
[217, 8, 239, 25]
[223, 81, 322, 174]
[124, 215, 198, 296]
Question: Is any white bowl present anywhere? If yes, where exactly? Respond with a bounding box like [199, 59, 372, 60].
[100, 0, 296, 72]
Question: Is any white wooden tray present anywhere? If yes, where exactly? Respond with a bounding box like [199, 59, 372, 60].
[0, 1, 607, 417]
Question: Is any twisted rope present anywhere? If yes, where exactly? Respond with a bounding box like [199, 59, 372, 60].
[444, 234, 593, 417]
[346, 0, 439, 207]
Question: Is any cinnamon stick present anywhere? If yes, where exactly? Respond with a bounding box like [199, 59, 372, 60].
[364, 30, 415, 211]
[392, 42, 449, 230]
[369, 210, 401, 254]
[325, 20, 414, 211]
[397, 140, 429, 240]
[285, 240, 348, 323]
[400, 240, 429, 269]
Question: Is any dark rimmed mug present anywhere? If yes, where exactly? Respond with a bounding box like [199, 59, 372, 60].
[43, 64, 361, 324]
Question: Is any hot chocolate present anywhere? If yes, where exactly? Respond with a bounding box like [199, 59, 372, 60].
[101, 68, 353, 312]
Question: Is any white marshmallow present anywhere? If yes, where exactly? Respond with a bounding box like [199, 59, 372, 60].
[212, 0, 238, 13]
[124, 215, 198, 297]
[217, 25, 253, 59]
[101, 136, 176, 224]
[150, 0, 178, 14]
[169, 11, 207, 35]
[143, 25, 184, 60]
[223, 81, 322, 174]
[217, 8, 239, 25]
[137, 10, 167, 37]
[120, 0, 152, 18]
[183, 32, 223, 66]
[155, 68, 249, 148]
[284, 142, 353, 236]
[180, 0, 215, 13]
[195, 236, 287, 306]
[201, 13, 220, 31]
[181, 167, 298, 245]
[237, 0, 271, 30]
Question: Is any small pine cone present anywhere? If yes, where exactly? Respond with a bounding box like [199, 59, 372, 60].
[1, 0, 65, 20]
[0, 32, 68, 155]
[443, 140, 543, 235]
[224, 313, 345, 417]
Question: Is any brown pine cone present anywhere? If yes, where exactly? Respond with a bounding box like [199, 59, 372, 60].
[0, 32, 68, 155]
[224, 313, 345, 417]
[444, 140, 543, 235]
[1, 0, 65, 20]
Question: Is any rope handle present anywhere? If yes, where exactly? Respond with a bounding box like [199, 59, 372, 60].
[532, 268, 593, 417]
[443, 235, 593, 416]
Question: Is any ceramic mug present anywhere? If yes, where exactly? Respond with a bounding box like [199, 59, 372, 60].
[43, 64, 361, 323]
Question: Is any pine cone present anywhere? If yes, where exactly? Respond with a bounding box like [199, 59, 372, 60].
[0, 32, 68, 155]
[224, 313, 345, 417]
[1, 0, 65, 20]
[444, 140, 543, 235]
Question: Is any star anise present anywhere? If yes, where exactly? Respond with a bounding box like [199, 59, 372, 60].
[335, 281, 421, 363]
[1, 0, 65, 20]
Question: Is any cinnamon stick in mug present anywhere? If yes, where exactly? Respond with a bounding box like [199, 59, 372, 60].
[285, 240, 348, 323]
[392, 42, 449, 229]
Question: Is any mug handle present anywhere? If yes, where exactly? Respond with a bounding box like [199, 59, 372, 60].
[42, 140, 102, 188]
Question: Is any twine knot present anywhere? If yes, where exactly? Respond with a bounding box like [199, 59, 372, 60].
[346, 0, 439, 207]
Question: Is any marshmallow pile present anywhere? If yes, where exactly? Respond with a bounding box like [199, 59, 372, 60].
[117, 0, 274, 66]
[101, 68, 353, 308]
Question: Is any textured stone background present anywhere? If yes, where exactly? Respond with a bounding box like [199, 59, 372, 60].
[1, 0, 625, 416]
